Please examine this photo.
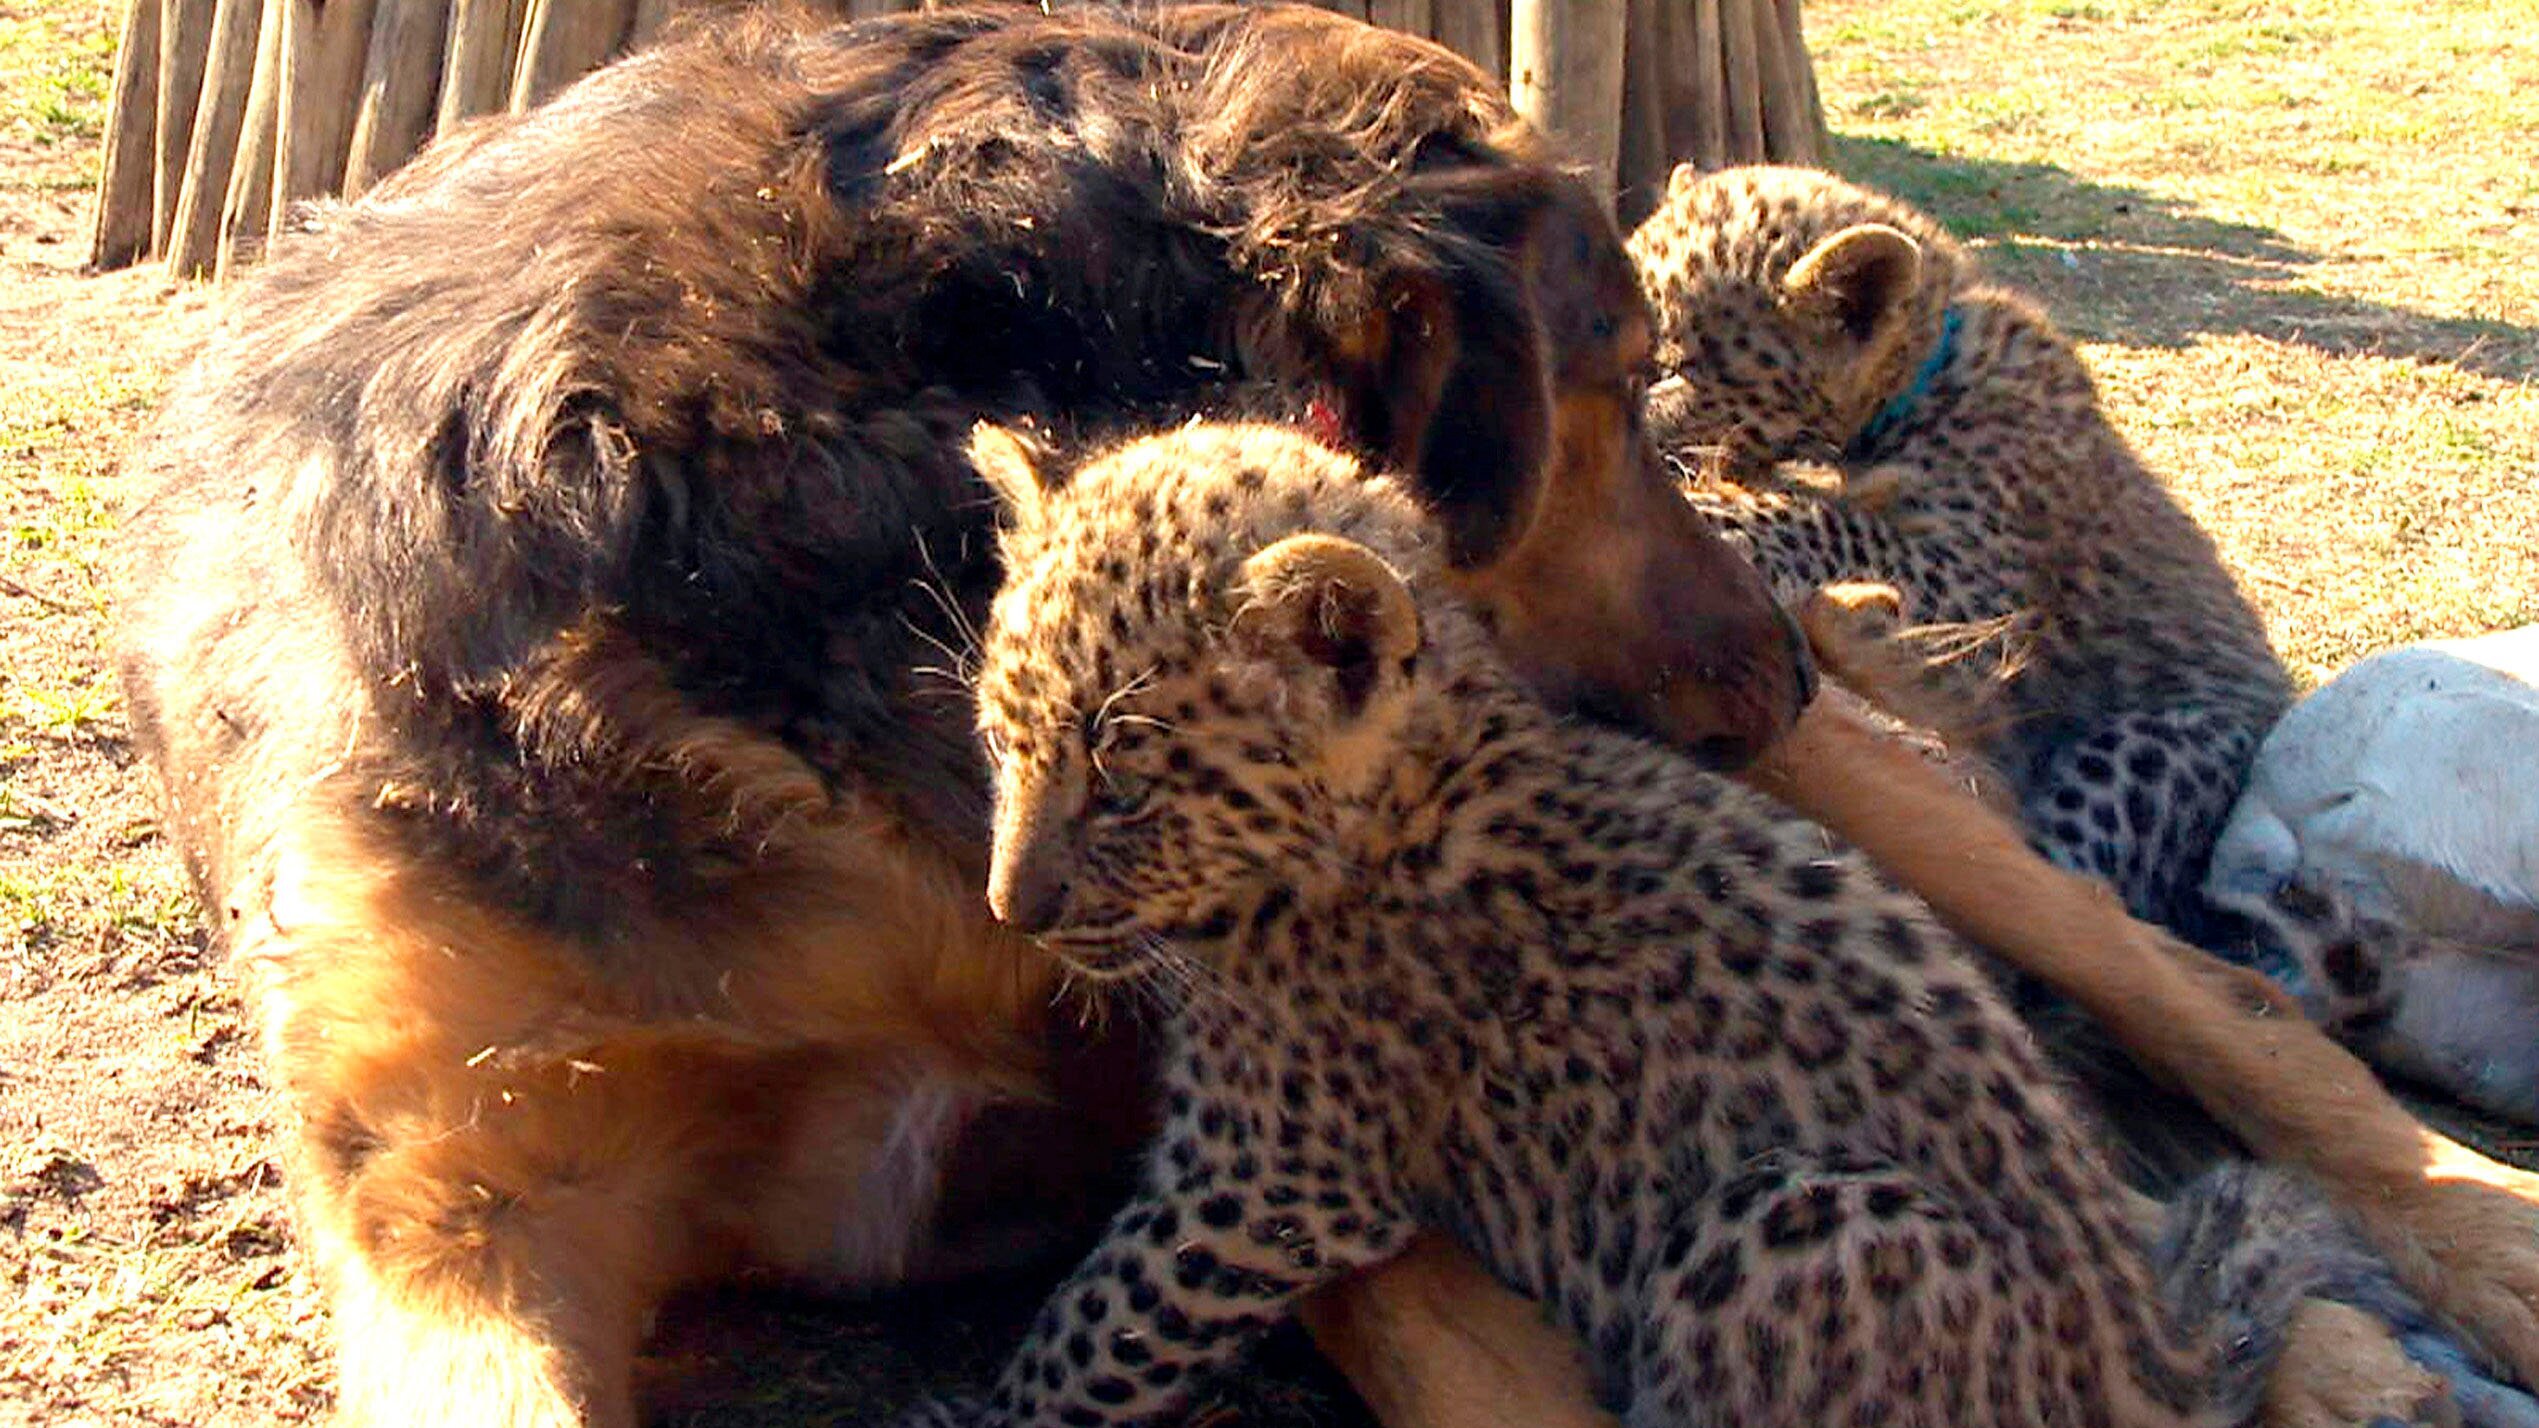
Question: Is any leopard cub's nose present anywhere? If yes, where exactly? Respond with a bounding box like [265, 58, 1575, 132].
[987, 832, 1072, 935]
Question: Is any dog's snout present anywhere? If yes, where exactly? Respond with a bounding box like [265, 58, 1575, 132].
[1780, 601, 1820, 715]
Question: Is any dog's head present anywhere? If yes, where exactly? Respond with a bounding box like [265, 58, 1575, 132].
[1422, 175, 1813, 770]
[1194, 10, 1814, 767]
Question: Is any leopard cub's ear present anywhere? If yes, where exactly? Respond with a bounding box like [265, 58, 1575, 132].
[968, 422, 1061, 529]
[1234, 534, 1420, 720]
[1780, 223, 1923, 353]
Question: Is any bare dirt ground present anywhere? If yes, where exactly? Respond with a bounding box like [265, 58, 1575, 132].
[2, 0, 2535, 1423]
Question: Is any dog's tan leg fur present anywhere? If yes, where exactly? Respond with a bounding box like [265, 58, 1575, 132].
[315, 1193, 656, 1428]
[241, 793, 1065, 1428]
[1299, 1236, 1616, 1428]
[1747, 689, 2539, 1389]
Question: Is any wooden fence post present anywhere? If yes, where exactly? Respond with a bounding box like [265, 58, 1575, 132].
[626, 0, 674, 50]
[1686, 0, 1729, 171]
[439, 0, 526, 132]
[1716, 0, 1767, 163]
[272, 0, 380, 212]
[1509, 0, 1626, 202]
[1775, 0, 1830, 160]
[216, 0, 284, 278]
[94, 0, 1832, 272]
[1369, 0, 1434, 42]
[165, 0, 263, 276]
[153, 0, 218, 252]
[509, 0, 630, 111]
[89, 0, 161, 269]
[345, 0, 451, 195]
[1429, 0, 1503, 82]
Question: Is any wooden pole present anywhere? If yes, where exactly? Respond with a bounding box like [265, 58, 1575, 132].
[437, 0, 526, 133]
[1716, 0, 1767, 162]
[165, 0, 263, 277]
[1778, 0, 1831, 160]
[153, 0, 219, 254]
[217, 0, 284, 279]
[1686, 0, 1728, 170]
[1369, 0, 1433, 42]
[1615, 0, 1669, 224]
[89, 0, 161, 270]
[627, 0, 676, 50]
[510, 0, 632, 112]
[272, 0, 379, 211]
[1752, 0, 1804, 162]
[1509, 0, 1626, 203]
[344, 0, 450, 196]
[1428, 0, 1501, 83]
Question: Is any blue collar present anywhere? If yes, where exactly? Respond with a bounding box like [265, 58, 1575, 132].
[1847, 305, 1962, 460]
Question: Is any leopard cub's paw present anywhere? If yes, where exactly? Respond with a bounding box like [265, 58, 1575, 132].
[1808, 579, 1908, 624]
[1840, 462, 1910, 513]
[1798, 581, 1910, 674]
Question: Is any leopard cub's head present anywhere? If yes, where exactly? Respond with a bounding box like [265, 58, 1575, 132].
[968, 422, 1439, 975]
[1626, 164, 1964, 478]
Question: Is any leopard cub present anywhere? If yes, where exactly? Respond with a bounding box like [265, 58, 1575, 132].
[1627, 164, 2288, 937]
[1625, 168, 2435, 1130]
[932, 420, 2383, 1428]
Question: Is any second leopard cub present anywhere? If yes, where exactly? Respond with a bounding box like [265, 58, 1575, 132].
[1624, 166, 2436, 1156]
[945, 421, 2410, 1427]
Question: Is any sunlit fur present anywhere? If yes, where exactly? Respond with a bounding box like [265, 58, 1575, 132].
[959, 420, 2423, 1428]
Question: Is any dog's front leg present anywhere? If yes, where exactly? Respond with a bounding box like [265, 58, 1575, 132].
[1297, 1234, 1615, 1428]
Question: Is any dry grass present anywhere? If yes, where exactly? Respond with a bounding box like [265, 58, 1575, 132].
[0, 0, 2532, 1423]
[1811, 0, 2539, 684]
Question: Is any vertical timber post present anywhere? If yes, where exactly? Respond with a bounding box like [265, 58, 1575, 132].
[1509, 0, 1627, 208]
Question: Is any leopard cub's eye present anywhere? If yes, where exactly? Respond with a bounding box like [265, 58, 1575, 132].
[1094, 767, 1152, 811]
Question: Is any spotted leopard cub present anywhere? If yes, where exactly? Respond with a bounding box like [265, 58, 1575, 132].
[1627, 164, 2391, 1038]
[935, 420, 2378, 1428]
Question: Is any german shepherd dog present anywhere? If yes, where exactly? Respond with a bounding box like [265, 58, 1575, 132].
[114, 6, 1809, 1424]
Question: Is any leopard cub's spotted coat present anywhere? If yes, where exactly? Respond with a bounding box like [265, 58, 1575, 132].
[1627, 164, 2398, 1048]
[936, 420, 2391, 1428]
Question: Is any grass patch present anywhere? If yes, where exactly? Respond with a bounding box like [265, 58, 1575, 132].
[0, 11, 113, 145]
[5, 669, 118, 737]
[1811, 0, 2539, 684]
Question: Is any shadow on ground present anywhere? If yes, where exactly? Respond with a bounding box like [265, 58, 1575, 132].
[1830, 135, 2539, 383]
[635, 1257, 1369, 1427]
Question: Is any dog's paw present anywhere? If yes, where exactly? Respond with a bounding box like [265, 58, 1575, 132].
[2353, 1133, 2539, 1407]
[2264, 1299, 2458, 1428]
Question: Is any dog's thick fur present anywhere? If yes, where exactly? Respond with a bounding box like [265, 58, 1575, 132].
[113, 8, 1811, 1424]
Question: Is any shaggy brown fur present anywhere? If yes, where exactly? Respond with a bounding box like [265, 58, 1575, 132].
[112, 7, 1809, 1425]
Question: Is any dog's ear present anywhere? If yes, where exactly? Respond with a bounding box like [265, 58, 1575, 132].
[1235, 533, 1420, 721]
[967, 421, 1059, 529]
[1336, 263, 1553, 571]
